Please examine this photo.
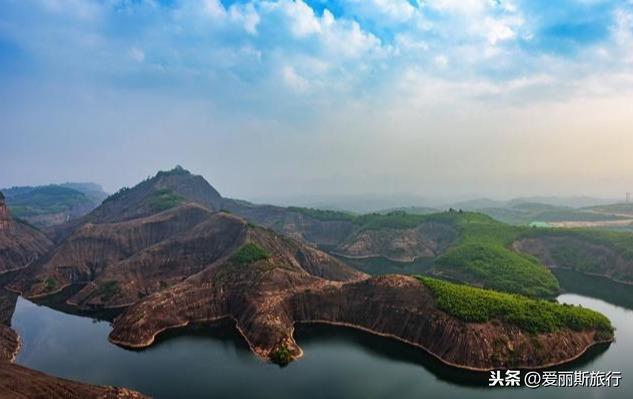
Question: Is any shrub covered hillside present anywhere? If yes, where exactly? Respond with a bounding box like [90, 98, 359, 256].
[143, 189, 185, 213]
[231, 243, 270, 265]
[285, 209, 561, 297]
[3, 185, 99, 227]
[431, 212, 560, 297]
[419, 277, 613, 337]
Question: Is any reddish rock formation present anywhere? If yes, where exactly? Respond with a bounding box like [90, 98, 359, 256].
[333, 222, 457, 262]
[227, 204, 355, 247]
[3, 170, 613, 374]
[10, 204, 246, 306]
[109, 260, 607, 371]
[0, 290, 19, 363]
[11, 204, 362, 313]
[0, 363, 149, 399]
[229, 204, 462, 263]
[0, 192, 12, 232]
[49, 167, 225, 243]
[0, 192, 53, 274]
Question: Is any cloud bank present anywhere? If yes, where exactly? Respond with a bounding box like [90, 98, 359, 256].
[1, 0, 632, 200]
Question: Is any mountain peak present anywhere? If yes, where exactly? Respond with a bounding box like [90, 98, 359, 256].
[155, 165, 190, 178]
[83, 166, 225, 225]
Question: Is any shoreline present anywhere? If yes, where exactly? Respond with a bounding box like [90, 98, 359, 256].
[108, 315, 612, 373]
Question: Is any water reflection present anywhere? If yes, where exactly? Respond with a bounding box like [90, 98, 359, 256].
[553, 269, 633, 310]
[6, 275, 632, 399]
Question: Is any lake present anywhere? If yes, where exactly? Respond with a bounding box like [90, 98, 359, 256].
[10, 277, 633, 399]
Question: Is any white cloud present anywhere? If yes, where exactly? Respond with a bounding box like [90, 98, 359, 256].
[129, 47, 145, 63]
[612, 8, 633, 63]
[257, 3, 382, 59]
[485, 17, 517, 44]
[321, 14, 382, 58]
[273, 0, 322, 37]
[229, 3, 260, 34]
[433, 55, 448, 67]
[202, 0, 226, 19]
[282, 65, 310, 92]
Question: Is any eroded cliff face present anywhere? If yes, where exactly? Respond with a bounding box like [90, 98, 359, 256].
[0, 290, 19, 363]
[333, 222, 458, 262]
[10, 204, 248, 308]
[230, 205, 461, 264]
[0, 363, 149, 399]
[0, 193, 12, 232]
[0, 192, 53, 274]
[48, 167, 226, 244]
[108, 225, 366, 360]
[513, 236, 633, 284]
[289, 276, 603, 370]
[109, 256, 607, 371]
[228, 204, 355, 248]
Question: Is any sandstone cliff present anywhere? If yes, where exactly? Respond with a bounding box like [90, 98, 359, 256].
[11, 204, 362, 313]
[10, 204, 246, 307]
[0, 192, 53, 274]
[0, 363, 149, 399]
[332, 222, 458, 262]
[109, 262, 608, 371]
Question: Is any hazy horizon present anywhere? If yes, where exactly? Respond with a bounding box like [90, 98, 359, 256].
[0, 164, 623, 213]
[2, 1, 633, 201]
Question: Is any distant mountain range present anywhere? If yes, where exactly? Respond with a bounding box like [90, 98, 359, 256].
[249, 194, 620, 214]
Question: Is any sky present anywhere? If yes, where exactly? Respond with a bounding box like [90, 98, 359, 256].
[1, 0, 633, 203]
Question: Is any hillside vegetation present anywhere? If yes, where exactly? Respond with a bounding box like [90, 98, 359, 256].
[419, 276, 613, 336]
[231, 243, 270, 264]
[2, 184, 105, 227]
[144, 189, 185, 213]
[281, 209, 561, 297]
[434, 213, 560, 297]
[287, 207, 356, 222]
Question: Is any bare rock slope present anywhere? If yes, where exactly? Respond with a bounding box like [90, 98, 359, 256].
[0, 191, 53, 274]
[110, 267, 609, 371]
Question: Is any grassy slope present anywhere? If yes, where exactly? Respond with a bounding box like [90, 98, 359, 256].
[279, 207, 633, 295]
[419, 276, 613, 337]
[434, 213, 560, 297]
[5, 185, 92, 218]
[143, 189, 185, 213]
[231, 243, 270, 264]
[285, 209, 561, 297]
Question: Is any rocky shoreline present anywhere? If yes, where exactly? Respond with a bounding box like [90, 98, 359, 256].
[109, 274, 612, 371]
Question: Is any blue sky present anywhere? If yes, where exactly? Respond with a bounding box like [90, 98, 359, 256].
[1, 0, 633, 201]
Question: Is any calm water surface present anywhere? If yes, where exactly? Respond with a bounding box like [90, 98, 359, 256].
[10, 289, 632, 399]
